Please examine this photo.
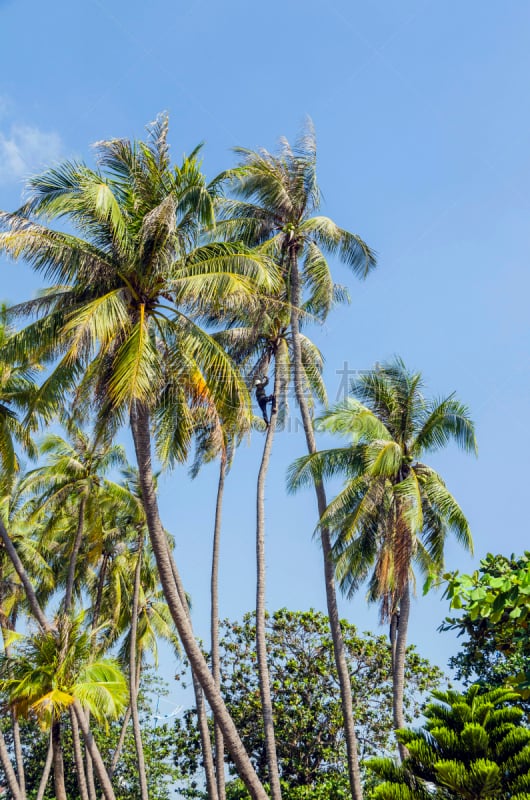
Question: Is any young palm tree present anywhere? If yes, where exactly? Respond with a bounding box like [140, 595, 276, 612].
[218, 123, 376, 800]
[288, 358, 476, 759]
[0, 116, 275, 800]
[21, 419, 127, 614]
[0, 324, 46, 631]
[0, 475, 60, 800]
[0, 612, 128, 800]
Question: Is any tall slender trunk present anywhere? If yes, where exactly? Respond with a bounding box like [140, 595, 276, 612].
[256, 359, 282, 800]
[105, 664, 138, 797]
[129, 531, 149, 800]
[92, 553, 109, 631]
[85, 717, 97, 800]
[86, 552, 110, 800]
[64, 494, 87, 613]
[165, 538, 218, 800]
[52, 719, 67, 800]
[11, 709, 26, 800]
[70, 706, 90, 800]
[108, 706, 132, 779]
[289, 250, 363, 800]
[211, 455, 227, 800]
[73, 700, 116, 800]
[0, 567, 25, 800]
[2, 629, 26, 800]
[391, 582, 410, 761]
[36, 729, 54, 800]
[0, 724, 22, 800]
[0, 520, 50, 631]
[166, 527, 218, 800]
[130, 403, 268, 800]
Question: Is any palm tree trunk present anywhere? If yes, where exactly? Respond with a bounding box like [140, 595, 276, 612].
[52, 719, 67, 800]
[191, 671, 219, 800]
[109, 706, 132, 779]
[211, 455, 227, 800]
[391, 581, 410, 761]
[11, 709, 26, 800]
[85, 716, 97, 800]
[92, 553, 109, 631]
[289, 251, 363, 800]
[165, 529, 218, 800]
[129, 531, 149, 800]
[36, 729, 53, 800]
[70, 706, 90, 800]
[87, 553, 110, 800]
[0, 724, 23, 800]
[256, 360, 282, 800]
[73, 700, 116, 800]
[130, 402, 268, 800]
[64, 494, 87, 613]
[0, 519, 50, 631]
[2, 633, 27, 800]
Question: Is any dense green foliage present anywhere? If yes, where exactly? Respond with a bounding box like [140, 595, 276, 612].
[443, 552, 530, 698]
[172, 610, 443, 796]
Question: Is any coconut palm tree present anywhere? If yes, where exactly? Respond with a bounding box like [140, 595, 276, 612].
[288, 358, 476, 759]
[21, 419, 127, 614]
[0, 612, 128, 800]
[189, 407, 245, 800]
[0, 115, 275, 800]
[0, 323, 46, 631]
[0, 494, 55, 800]
[218, 123, 376, 800]
[216, 295, 326, 800]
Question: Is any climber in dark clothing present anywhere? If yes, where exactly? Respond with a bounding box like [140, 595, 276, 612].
[254, 375, 276, 425]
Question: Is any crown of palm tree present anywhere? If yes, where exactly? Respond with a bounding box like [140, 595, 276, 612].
[217, 121, 376, 319]
[0, 611, 127, 730]
[288, 357, 477, 619]
[0, 115, 280, 459]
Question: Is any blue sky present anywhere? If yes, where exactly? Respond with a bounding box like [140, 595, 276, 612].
[1, 0, 529, 701]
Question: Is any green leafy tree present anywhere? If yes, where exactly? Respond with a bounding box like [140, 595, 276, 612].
[220, 123, 376, 800]
[442, 552, 530, 704]
[172, 610, 443, 798]
[288, 358, 476, 758]
[0, 115, 279, 800]
[369, 685, 530, 800]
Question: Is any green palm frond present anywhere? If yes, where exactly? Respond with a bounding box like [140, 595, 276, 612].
[413, 396, 477, 456]
[316, 398, 393, 443]
[300, 216, 376, 277]
[109, 312, 161, 407]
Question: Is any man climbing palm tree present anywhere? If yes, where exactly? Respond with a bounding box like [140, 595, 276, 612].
[254, 375, 276, 425]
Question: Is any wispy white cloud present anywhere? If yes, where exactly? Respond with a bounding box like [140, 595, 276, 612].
[0, 120, 62, 186]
